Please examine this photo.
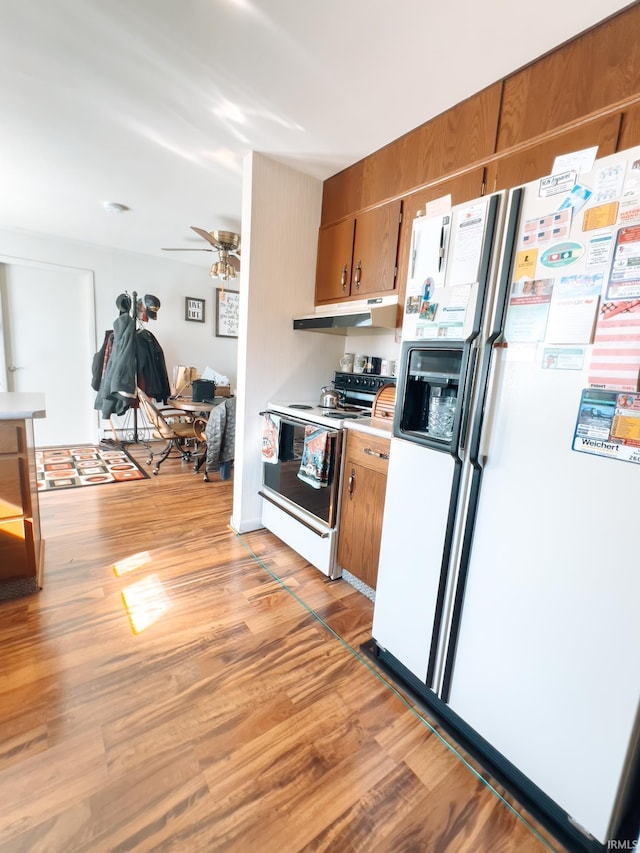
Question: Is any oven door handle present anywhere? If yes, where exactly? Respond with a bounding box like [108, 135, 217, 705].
[259, 411, 341, 435]
[259, 490, 331, 538]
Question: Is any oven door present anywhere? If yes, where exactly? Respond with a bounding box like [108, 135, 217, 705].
[260, 414, 342, 530]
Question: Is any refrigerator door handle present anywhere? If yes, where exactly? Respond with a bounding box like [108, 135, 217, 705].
[477, 345, 503, 463]
[466, 188, 523, 465]
[458, 347, 478, 454]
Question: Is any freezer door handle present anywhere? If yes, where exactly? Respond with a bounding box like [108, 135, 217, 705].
[489, 187, 524, 338]
[458, 348, 477, 454]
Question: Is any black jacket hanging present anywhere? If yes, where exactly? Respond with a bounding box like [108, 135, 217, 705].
[135, 329, 170, 403]
[91, 330, 114, 392]
[93, 313, 137, 417]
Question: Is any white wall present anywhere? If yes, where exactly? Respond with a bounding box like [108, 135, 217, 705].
[0, 226, 238, 431]
[231, 153, 344, 533]
[342, 332, 400, 371]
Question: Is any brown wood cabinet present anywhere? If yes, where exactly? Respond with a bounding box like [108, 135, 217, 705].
[496, 5, 640, 151]
[314, 218, 355, 303]
[320, 84, 502, 225]
[337, 430, 390, 591]
[0, 418, 43, 588]
[316, 5, 640, 334]
[485, 113, 621, 194]
[315, 201, 401, 304]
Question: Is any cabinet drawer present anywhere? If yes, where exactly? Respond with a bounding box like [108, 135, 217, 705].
[344, 431, 390, 475]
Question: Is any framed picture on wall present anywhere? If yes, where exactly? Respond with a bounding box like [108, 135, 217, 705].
[215, 288, 239, 338]
[185, 297, 205, 323]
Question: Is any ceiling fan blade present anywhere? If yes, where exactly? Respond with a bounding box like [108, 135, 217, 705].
[190, 226, 221, 248]
[161, 247, 215, 252]
[228, 255, 241, 272]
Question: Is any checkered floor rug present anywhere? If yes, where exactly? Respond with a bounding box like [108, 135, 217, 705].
[36, 445, 149, 491]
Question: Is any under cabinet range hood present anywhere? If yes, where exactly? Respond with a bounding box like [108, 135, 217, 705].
[293, 295, 398, 335]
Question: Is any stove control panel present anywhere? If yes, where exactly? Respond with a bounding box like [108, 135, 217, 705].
[334, 372, 396, 394]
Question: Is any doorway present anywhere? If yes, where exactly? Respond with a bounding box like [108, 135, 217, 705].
[0, 261, 97, 447]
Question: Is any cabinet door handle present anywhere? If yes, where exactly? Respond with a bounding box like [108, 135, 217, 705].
[340, 264, 347, 292]
[354, 260, 361, 290]
[347, 467, 355, 500]
[364, 447, 389, 460]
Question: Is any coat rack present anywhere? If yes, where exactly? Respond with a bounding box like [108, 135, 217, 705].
[130, 290, 140, 443]
[92, 290, 170, 446]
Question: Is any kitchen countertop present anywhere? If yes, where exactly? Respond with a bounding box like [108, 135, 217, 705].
[0, 392, 47, 420]
[343, 416, 393, 440]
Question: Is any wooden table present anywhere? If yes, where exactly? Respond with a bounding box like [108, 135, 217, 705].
[168, 396, 216, 415]
[167, 396, 229, 475]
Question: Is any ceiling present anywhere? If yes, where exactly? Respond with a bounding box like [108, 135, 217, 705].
[0, 0, 633, 268]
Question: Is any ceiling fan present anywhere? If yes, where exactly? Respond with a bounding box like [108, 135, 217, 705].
[162, 227, 241, 281]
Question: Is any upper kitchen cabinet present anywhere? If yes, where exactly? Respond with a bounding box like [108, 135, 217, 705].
[496, 5, 640, 150]
[485, 113, 621, 193]
[315, 218, 355, 303]
[360, 84, 502, 212]
[315, 200, 401, 304]
[321, 85, 502, 226]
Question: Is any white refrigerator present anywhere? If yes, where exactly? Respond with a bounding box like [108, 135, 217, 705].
[372, 148, 640, 850]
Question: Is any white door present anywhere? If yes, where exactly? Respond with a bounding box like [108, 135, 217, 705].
[0, 262, 97, 447]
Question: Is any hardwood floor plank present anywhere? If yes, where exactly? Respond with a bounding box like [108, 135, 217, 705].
[0, 447, 559, 852]
[0, 713, 48, 772]
[302, 762, 432, 852]
[0, 727, 108, 848]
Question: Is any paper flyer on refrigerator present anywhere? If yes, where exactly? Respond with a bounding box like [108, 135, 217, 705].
[587, 298, 640, 390]
[544, 273, 601, 343]
[607, 225, 640, 299]
[573, 388, 640, 464]
[503, 279, 554, 343]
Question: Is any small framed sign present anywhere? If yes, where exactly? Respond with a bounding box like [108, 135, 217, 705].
[216, 288, 239, 338]
[185, 297, 205, 323]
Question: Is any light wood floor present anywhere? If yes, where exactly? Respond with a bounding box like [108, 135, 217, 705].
[0, 443, 566, 852]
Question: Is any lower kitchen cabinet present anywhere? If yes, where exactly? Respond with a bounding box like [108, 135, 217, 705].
[0, 401, 46, 591]
[336, 429, 390, 590]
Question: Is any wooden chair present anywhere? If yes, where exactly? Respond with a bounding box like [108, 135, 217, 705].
[136, 388, 202, 475]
